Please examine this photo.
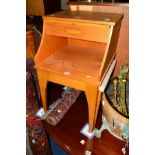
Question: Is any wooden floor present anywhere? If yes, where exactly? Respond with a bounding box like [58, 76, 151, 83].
[43, 83, 129, 155]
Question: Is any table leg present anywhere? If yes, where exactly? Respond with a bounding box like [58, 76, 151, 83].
[94, 92, 102, 123]
[85, 84, 100, 133]
[37, 74, 48, 111]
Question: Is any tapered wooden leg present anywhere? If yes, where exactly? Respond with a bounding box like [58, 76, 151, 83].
[94, 92, 102, 123]
[85, 83, 99, 133]
[37, 73, 48, 111]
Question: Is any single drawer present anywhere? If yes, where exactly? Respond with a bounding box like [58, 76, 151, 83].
[44, 20, 110, 43]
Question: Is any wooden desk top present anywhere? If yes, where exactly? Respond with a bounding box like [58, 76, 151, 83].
[44, 10, 123, 26]
[43, 83, 129, 155]
[68, 2, 129, 7]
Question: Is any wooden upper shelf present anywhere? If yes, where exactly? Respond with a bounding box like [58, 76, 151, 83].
[44, 11, 123, 26]
[35, 45, 105, 82]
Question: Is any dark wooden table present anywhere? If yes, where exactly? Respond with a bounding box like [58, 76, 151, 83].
[43, 83, 129, 155]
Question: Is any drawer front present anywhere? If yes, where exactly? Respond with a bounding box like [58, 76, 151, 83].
[44, 20, 110, 43]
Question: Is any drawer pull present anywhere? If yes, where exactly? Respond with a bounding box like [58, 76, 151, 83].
[66, 29, 81, 35]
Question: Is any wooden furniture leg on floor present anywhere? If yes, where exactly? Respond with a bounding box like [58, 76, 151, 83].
[85, 83, 99, 132]
[37, 76, 48, 111]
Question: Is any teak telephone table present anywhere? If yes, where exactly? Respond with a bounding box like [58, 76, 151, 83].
[34, 11, 123, 132]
